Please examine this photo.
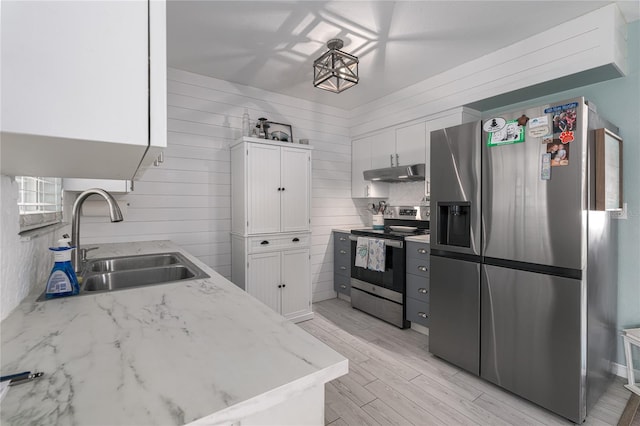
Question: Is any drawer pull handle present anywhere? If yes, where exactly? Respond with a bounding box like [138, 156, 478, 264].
[340, 284, 347, 289]
[418, 248, 427, 254]
[418, 266, 427, 272]
[418, 312, 428, 319]
[292, 237, 300, 242]
[261, 240, 269, 245]
[339, 249, 347, 254]
[339, 237, 346, 241]
[340, 266, 347, 270]
[418, 288, 428, 294]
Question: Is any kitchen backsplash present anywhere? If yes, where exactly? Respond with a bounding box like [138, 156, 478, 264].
[387, 181, 426, 206]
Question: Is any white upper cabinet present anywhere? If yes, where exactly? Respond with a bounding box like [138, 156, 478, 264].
[370, 130, 396, 169]
[248, 143, 282, 234]
[351, 137, 389, 198]
[0, 0, 166, 179]
[232, 138, 312, 236]
[395, 122, 427, 167]
[281, 147, 311, 233]
[370, 125, 426, 169]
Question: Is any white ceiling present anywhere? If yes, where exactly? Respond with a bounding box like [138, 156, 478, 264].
[167, 1, 639, 110]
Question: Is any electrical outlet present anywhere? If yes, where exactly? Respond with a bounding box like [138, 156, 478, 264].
[611, 202, 628, 220]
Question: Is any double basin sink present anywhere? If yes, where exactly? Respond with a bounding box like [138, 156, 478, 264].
[40, 252, 209, 300]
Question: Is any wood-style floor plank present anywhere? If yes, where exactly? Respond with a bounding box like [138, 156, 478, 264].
[301, 298, 630, 426]
[364, 379, 447, 426]
[326, 382, 381, 426]
[361, 398, 413, 426]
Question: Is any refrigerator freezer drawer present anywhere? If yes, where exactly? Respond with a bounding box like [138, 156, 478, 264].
[481, 264, 585, 423]
[429, 255, 480, 375]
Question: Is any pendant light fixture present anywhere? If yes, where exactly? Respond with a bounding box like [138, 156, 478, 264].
[313, 38, 359, 93]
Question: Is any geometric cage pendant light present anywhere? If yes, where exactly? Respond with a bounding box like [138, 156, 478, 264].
[313, 38, 359, 93]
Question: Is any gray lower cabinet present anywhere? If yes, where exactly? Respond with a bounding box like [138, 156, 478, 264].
[405, 241, 430, 326]
[334, 231, 351, 296]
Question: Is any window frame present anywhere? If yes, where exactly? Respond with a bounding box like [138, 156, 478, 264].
[17, 176, 63, 232]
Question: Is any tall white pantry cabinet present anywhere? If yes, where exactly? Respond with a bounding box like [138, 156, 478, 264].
[231, 137, 313, 323]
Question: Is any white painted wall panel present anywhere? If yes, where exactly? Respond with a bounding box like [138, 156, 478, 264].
[78, 68, 365, 302]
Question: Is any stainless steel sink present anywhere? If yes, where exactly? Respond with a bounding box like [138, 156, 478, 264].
[83, 265, 196, 292]
[37, 252, 209, 300]
[87, 252, 183, 273]
[82, 252, 209, 294]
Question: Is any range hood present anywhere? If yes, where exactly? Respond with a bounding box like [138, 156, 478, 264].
[363, 163, 426, 182]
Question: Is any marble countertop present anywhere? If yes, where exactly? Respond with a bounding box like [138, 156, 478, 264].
[405, 234, 430, 243]
[332, 228, 354, 234]
[0, 241, 348, 425]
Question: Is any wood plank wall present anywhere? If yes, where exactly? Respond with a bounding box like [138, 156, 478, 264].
[77, 68, 366, 302]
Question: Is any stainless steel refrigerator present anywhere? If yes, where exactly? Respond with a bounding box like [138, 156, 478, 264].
[429, 97, 619, 423]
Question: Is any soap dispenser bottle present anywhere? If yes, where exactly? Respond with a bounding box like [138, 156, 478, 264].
[45, 238, 80, 299]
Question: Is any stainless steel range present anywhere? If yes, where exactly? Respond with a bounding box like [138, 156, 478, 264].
[349, 206, 429, 328]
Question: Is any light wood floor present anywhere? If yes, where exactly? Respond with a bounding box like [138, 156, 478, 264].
[298, 298, 631, 426]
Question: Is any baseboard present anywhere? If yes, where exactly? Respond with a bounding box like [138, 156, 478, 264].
[337, 293, 351, 303]
[289, 311, 314, 324]
[312, 290, 338, 303]
[614, 361, 640, 379]
[410, 322, 429, 336]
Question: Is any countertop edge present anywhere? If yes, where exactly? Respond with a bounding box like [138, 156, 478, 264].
[187, 359, 349, 425]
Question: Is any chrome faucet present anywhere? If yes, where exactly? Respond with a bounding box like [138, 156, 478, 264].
[71, 189, 123, 272]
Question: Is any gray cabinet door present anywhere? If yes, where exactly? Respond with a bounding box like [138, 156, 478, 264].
[429, 255, 480, 375]
[480, 264, 584, 423]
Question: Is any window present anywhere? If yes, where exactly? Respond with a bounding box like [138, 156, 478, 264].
[17, 176, 63, 231]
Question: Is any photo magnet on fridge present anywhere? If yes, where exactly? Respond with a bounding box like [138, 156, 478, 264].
[548, 105, 578, 133]
[546, 138, 570, 166]
[487, 120, 525, 147]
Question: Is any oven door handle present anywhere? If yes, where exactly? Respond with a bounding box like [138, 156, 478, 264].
[348, 234, 403, 249]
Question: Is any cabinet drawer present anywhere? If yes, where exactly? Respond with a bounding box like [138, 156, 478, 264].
[248, 233, 310, 253]
[334, 253, 350, 277]
[334, 232, 350, 244]
[406, 241, 430, 261]
[334, 233, 350, 251]
[406, 297, 430, 327]
[333, 248, 351, 275]
[406, 256, 429, 278]
[334, 274, 351, 296]
[334, 243, 350, 263]
[406, 274, 430, 303]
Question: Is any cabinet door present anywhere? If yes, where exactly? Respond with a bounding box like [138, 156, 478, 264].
[351, 137, 389, 198]
[281, 147, 310, 232]
[395, 122, 426, 167]
[2, 1, 148, 145]
[370, 130, 395, 169]
[247, 144, 281, 234]
[247, 252, 281, 313]
[281, 248, 311, 319]
[1, 1, 156, 180]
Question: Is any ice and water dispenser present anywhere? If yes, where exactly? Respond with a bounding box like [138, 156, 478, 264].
[437, 202, 471, 248]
